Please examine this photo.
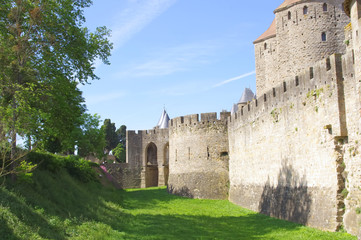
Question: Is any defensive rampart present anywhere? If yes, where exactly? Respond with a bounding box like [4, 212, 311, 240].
[168, 112, 230, 199]
[341, 49, 361, 237]
[255, 0, 349, 96]
[126, 128, 169, 188]
[228, 54, 348, 231]
[101, 163, 141, 189]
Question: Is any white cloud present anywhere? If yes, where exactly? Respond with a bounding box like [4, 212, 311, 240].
[148, 82, 206, 96]
[113, 41, 221, 79]
[111, 0, 177, 50]
[85, 92, 126, 105]
[213, 71, 256, 88]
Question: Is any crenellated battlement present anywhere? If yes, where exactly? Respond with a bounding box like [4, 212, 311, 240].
[255, 0, 348, 96]
[127, 128, 169, 138]
[170, 112, 230, 129]
[230, 53, 343, 125]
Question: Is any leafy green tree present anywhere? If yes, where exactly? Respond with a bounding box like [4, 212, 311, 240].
[0, 0, 112, 161]
[116, 125, 127, 146]
[77, 113, 105, 159]
[112, 143, 126, 163]
[101, 119, 119, 154]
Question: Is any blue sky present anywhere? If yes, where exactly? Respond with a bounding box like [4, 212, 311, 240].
[81, 0, 284, 131]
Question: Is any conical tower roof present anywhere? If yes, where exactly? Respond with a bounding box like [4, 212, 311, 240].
[231, 103, 238, 115]
[254, 19, 276, 44]
[156, 109, 170, 129]
[238, 88, 255, 104]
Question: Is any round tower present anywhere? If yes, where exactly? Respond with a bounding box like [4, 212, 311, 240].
[254, 0, 350, 96]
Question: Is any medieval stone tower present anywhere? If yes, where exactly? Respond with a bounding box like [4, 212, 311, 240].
[254, 0, 349, 96]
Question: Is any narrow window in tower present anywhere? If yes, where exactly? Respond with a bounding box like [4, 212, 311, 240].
[288, 11, 291, 20]
[326, 57, 331, 70]
[323, 3, 327, 12]
[303, 6, 308, 15]
[295, 76, 299, 86]
[322, 32, 327, 41]
[264, 42, 267, 50]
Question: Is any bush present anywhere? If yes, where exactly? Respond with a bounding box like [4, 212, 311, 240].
[27, 151, 97, 182]
[63, 155, 98, 182]
[27, 151, 64, 172]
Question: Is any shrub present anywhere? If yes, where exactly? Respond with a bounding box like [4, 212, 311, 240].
[27, 151, 97, 182]
[356, 207, 361, 214]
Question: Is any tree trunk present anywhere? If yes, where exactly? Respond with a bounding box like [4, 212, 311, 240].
[10, 98, 17, 182]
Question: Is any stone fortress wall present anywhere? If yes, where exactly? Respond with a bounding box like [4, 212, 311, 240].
[123, 0, 361, 237]
[255, 0, 349, 96]
[167, 112, 230, 199]
[125, 128, 169, 188]
[228, 53, 348, 231]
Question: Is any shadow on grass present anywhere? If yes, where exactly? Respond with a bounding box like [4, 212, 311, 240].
[1, 169, 355, 240]
[0, 217, 21, 240]
[0, 186, 66, 240]
[1, 169, 127, 238]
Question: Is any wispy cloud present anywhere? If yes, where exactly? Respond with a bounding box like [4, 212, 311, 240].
[85, 92, 126, 105]
[111, 0, 177, 49]
[148, 81, 207, 96]
[114, 41, 221, 79]
[213, 71, 256, 88]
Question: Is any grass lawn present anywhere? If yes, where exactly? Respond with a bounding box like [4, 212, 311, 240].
[0, 168, 357, 240]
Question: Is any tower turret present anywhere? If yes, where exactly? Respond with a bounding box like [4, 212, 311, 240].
[254, 0, 349, 96]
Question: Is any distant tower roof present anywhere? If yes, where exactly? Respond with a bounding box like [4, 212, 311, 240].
[253, 19, 276, 44]
[231, 103, 238, 115]
[238, 88, 255, 104]
[156, 109, 170, 129]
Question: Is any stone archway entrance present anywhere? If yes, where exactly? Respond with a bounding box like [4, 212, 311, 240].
[145, 142, 158, 187]
[163, 143, 169, 185]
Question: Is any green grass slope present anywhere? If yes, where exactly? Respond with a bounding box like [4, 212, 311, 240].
[0, 155, 357, 239]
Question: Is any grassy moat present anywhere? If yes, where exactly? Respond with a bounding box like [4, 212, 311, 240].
[0, 167, 356, 239]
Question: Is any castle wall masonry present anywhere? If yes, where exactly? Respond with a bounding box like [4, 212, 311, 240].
[255, 0, 349, 96]
[228, 54, 347, 230]
[123, 0, 361, 237]
[168, 112, 230, 199]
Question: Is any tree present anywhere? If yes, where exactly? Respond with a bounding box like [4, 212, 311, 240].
[116, 125, 127, 146]
[0, 0, 112, 163]
[101, 119, 119, 155]
[112, 143, 126, 163]
[77, 113, 105, 159]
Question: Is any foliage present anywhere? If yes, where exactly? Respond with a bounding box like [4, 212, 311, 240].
[76, 113, 106, 159]
[113, 143, 126, 163]
[0, 141, 36, 183]
[356, 207, 361, 214]
[27, 151, 98, 182]
[102, 119, 119, 154]
[0, 0, 112, 159]
[341, 188, 349, 198]
[116, 125, 127, 146]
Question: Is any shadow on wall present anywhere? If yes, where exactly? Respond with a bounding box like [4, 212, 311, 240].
[167, 185, 194, 198]
[258, 159, 312, 225]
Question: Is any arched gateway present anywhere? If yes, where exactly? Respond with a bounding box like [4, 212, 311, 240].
[145, 142, 158, 187]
